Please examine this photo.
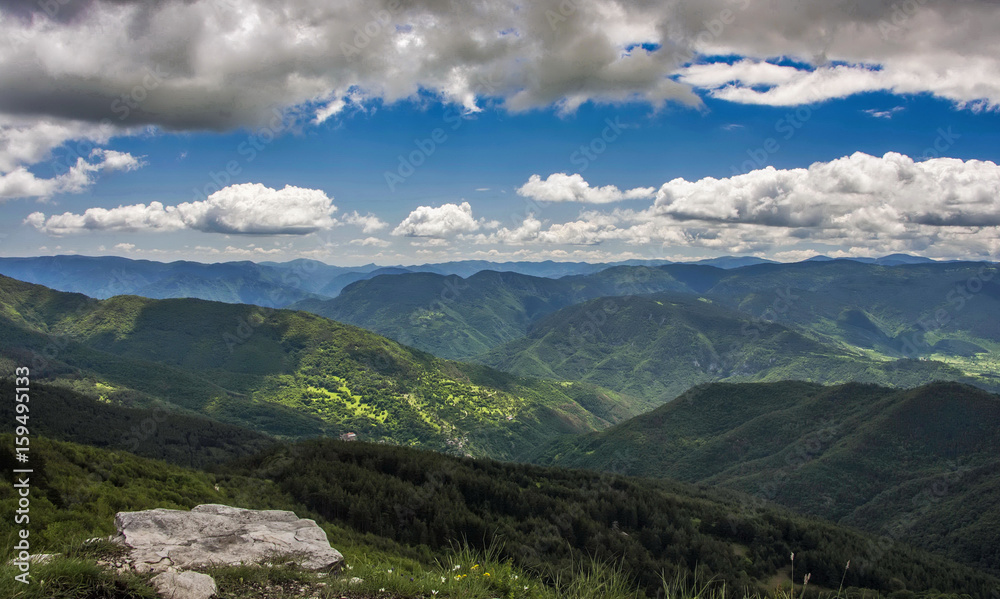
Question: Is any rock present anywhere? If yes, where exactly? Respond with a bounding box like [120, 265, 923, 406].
[151, 570, 217, 599]
[115, 504, 343, 573]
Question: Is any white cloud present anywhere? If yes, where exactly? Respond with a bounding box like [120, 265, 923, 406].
[0, 148, 144, 200]
[651, 152, 1000, 229]
[677, 58, 1000, 110]
[864, 106, 905, 119]
[2, 0, 996, 145]
[0, 116, 117, 173]
[113, 242, 136, 252]
[343, 211, 388, 233]
[26, 183, 338, 235]
[517, 173, 655, 204]
[350, 237, 391, 247]
[410, 238, 451, 247]
[392, 201, 495, 237]
[478, 152, 1000, 260]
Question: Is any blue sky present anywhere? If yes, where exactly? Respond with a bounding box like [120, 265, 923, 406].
[2, 1, 999, 265]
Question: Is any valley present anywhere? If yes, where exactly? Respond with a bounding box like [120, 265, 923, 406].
[1, 256, 998, 598]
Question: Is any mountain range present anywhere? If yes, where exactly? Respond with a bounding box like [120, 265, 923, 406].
[0, 274, 645, 459]
[1, 256, 999, 596]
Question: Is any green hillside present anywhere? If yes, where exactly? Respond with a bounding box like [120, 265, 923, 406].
[293, 267, 700, 360]
[3, 430, 998, 598]
[0, 275, 643, 459]
[534, 381, 1000, 574]
[694, 261, 1000, 364]
[0, 379, 274, 468]
[479, 294, 987, 402]
[296, 261, 1000, 399]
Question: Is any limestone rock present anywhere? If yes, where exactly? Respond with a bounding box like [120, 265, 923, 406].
[151, 570, 217, 599]
[115, 504, 343, 573]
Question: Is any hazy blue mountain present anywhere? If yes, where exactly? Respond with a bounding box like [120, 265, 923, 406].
[317, 266, 414, 296]
[0, 255, 328, 307]
[691, 256, 777, 268]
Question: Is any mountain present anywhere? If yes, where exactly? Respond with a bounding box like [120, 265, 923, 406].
[479, 294, 983, 402]
[317, 266, 414, 296]
[0, 274, 643, 459]
[5, 428, 1000, 597]
[694, 260, 1000, 366]
[300, 260, 999, 398]
[533, 380, 1000, 574]
[0, 255, 332, 307]
[293, 266, 711, 360]
[0, 378, 274, 467]
[692, 256, 777, 268]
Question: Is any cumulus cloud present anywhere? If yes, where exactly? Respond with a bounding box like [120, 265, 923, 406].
[481, 152, 1000, 259]
[350, 237, 391, 247]
[392, 201, 496, 237]
[2, 0, 997, 147]
[26, 183, 338, 235]
[651, 152, 1000, 229]
[517, 173, 655, 204]
[343, 211, 388, 233]
[0, 148, 144, 199]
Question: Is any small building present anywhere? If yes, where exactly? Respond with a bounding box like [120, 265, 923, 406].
[339, 432, 357, 442]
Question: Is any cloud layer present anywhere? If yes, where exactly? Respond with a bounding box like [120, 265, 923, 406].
[1, 0, 997, 138]
[26, 183, 338, 235]
[486, 152, 1000, 258]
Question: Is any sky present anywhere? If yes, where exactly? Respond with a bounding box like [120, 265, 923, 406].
[1, 0, 999, 266]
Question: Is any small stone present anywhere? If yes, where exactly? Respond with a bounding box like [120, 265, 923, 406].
[150, 570, 217, 599]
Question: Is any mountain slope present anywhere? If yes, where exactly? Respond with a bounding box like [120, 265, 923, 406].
[480, 294, 987, 402]
[0, 275, 642, 459]
[298, 260, 999, 368]
[533, 380, 1000, 574]
[6, 431, 999, 597]
[293, 266, 711, 359]
[697, 260, 1000, 362]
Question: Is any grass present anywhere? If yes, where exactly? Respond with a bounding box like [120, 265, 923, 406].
[0, 535, 930, 599]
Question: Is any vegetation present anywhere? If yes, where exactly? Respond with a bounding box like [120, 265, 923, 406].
[1, 433, 996, 598]
[0, 379, 274, 468]
[292, 267, 697, 360]
[0, 274, 645, 459]
[295, 261, 1000, 402]
[534, 380, 1000, 574]
[479, 295, 984, 403]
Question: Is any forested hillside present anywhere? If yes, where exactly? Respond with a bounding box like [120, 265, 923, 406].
[535, 380, 1000, 573]
[0, 275, 643, 459]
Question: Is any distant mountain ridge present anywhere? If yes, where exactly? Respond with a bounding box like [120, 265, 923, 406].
[1, 253, 962, 307]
